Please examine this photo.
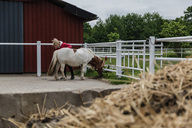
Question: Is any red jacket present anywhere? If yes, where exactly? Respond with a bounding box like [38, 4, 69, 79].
[56, 42, 72, 50]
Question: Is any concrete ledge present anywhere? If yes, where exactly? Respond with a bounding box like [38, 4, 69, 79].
[0, 89, 120, 127]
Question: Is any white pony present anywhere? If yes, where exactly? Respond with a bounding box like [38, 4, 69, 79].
[47, 48, 104, 80]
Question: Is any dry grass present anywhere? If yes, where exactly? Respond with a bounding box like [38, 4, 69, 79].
[7, 60, 192, 128]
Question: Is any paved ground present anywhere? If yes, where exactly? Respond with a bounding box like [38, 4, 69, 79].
[0, 74, 127, 94]
[0, 74, 129, 127]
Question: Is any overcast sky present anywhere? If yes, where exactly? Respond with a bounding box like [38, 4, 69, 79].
[64, 0, 191, 26]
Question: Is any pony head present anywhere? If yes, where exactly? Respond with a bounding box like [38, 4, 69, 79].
[88, 56, 105, 77]
[97, 59, 105, 77]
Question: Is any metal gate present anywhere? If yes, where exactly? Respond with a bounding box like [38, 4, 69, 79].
[86, 40, 147, 80]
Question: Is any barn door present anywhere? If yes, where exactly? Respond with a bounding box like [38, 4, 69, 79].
[0, 1, 24, 73]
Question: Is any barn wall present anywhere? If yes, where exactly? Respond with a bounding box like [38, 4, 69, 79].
[0, 1, 24, 73]
[23, 0, 84, 72]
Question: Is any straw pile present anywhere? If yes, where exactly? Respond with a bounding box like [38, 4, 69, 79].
[8, 60, 192, 128]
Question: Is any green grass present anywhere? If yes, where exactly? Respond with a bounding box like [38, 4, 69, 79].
[84, 68, 137, 85]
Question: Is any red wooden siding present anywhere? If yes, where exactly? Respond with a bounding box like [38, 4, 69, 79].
[23, 0, 84, 72]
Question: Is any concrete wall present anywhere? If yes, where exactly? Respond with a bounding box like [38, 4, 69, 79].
[0, 89, 119, 127]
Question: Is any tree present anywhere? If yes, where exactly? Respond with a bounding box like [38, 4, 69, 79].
[83, 10, 190, 44]
[142, 12, 164, 38]
[184, 6, 192, 21]
[159, 21, 189, 38]
[92, 19, 108, 42]
[184, 6, 192, 35]
[122, 13, 144, 40]
[105, 15, 126, 40]
[107, 28, 119, 42]
[83, 23, 96, 43]
[107, 32, 119, 42]
[159, 20, 190, 56]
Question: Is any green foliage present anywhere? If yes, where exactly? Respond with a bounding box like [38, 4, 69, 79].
[83, 5, 192, 51]
[184, 6, 192, 21]
[142, 12, 164, 38]
[105, 15, 126, 40]
[107, 31, 119, 42]
[109, 79, 131, 85]
[159, 20, 190, 56]
[163, 52, 179, 58]
[84, 12, 165, 41]
[92, 19, 108, 42]
[83, 23, 97, 43]
[159, 21, 189, 37]
[102, 71, 133, 85]
[184, 6, 192, 35]
[84, 68, 136, 85]
[159, 20, 190, 49]
[122, 13, 144, 40]
[84, 69, 99, 77]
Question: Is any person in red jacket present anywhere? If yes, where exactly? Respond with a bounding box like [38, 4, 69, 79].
[52, 38, 74, 80]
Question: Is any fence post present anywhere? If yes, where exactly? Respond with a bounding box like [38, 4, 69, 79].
[37, 41, 41, 77]
[110, 47, 112, 63]
[84, 42, 87, 48]
[116, 41, 121, 78]
[149, 36, 155, 74]
[160, 42, 163, 68]
[143, 41, 146, 79]
[132, 42, 135, 77]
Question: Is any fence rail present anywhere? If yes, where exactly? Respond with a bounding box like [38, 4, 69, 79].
[1, 36, 192, 80]
[0, 41, 84, 76]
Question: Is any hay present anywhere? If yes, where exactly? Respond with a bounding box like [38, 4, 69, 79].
[8, 60, 192, 128]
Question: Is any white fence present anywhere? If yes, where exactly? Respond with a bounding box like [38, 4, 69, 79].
[152, 36, 192, 73]
[86, 38, 164, 80]
[86, 40, 148, 80]
[1, 36, 192, 80]
[163, 48, 192, 58]
[86, 36, 192, 79]
[0, 42, 83, 76]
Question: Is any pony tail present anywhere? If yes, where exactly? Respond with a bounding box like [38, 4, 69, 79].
[47, 51, 58, 76]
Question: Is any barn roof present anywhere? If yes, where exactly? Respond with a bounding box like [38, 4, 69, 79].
[48, 0, 98, 22]
[3, 0, 98, 22]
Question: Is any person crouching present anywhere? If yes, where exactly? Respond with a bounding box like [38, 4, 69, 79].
[52, 38, 75, 80]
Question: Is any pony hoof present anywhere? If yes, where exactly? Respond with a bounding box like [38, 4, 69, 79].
[55, 78, 59, 81]
[60, 77, 67, 81]
[81, 77, 85, 80]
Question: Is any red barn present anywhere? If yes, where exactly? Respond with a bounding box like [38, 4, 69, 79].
[0, 0, 97, 73]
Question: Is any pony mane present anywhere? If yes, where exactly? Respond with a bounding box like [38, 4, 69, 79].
[86, 48, 102, 60]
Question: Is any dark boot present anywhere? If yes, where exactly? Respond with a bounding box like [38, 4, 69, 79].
[68, 65, 74, 80]
[64, 65, 67, 78]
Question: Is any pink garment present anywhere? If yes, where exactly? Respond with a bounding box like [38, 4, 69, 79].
[56, 41, 72, 50]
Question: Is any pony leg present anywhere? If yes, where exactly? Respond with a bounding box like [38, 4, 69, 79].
[81, 64, 87, 80]
[60, 63, 67, 80]
[54, 63, 60, 80]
